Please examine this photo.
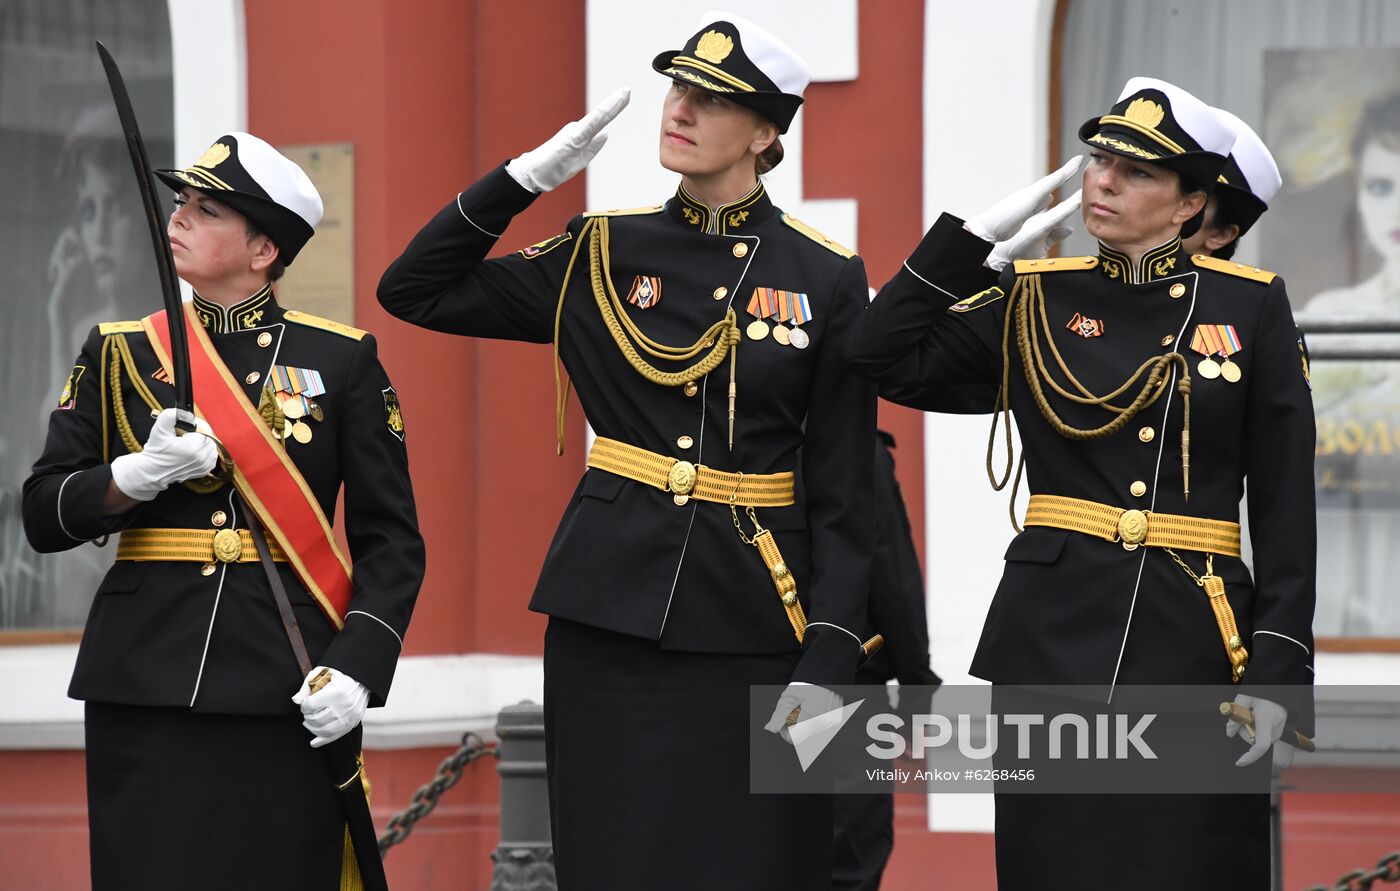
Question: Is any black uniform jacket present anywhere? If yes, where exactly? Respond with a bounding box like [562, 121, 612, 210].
[24, 290, 424, 714]
[378, 165, 876, 685]
[847, 214, 1316, 731]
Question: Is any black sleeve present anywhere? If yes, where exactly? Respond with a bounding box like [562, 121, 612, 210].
[23, 327, 143, 551]
[846, 213, 1006, 403]
[1238, 277, 1317, 735]
[377, 163, 582, 343]
[317, 334, 426, 705]
[790, 257, 879, 687]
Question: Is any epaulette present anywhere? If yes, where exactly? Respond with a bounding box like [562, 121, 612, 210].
[98, 321, 144, 335]
[583, 205, 664, 218]
[1013, 256, 1098, 274]
[1191, 254, 1276, 284]
[283, 310, 367, 341]
[949, 285, 1005, 313]
[782, 214, 855, 259]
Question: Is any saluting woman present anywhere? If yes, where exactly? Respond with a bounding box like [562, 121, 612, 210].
[847, 77, 1316, 889]
[378, 12, 875, 889]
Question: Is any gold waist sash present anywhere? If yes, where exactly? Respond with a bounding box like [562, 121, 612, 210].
[1024, 494, 1241, 557]
[116, 527, 288, 564]
[586, 436, 794, 507]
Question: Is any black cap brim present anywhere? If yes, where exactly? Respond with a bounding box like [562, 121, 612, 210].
[155, 169, 314, 265]
[1078, 118, 1227, 192]
[652, 53, 802, 133]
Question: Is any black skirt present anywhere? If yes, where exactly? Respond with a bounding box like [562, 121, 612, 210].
[543, 617, 831, 891]
[84, 702, 348, 891]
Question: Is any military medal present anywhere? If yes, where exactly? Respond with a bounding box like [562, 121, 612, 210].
[789, 327, 810, 350]
[290, 421, 313, 444]
[746, 319, 770, 340]
[1066, 312, 1104, 338]
[282, 398, 306, 420]
[1190, 324, 1243, 384]
[747, 287, 813, 349]
[627, 275, 662, 309]
[772, 324, 791, 345]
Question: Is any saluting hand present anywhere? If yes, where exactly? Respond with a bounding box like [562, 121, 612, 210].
[964, 155, 1084, 244]
[506, 87, 631, 194]
[293, 666, 371, 748]
[985, 190, 1082, 271]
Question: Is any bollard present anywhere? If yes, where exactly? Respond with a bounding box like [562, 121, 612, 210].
[489, 701, 556, 891]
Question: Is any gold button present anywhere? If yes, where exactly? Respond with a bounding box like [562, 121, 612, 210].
[1130, 481, 1147, 497]
[732, 243, 748, 258]
[684, 381, 699, 397]
[1160, 334, 1174, 347]
[1169, 283, 1186, 298]
[673, 494, 690, 506]
[677, 435, 694, 450]
[712, 286, 728, 301]
[211, 511, 227, 527]
[257, 332, 273, 347]
[200, 563, 218, 576]
[1138, 427, 1155, 443]
[245, 371, 260, 385]
[1229, 635, 1242, 650]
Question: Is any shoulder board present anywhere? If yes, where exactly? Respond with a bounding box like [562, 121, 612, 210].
[1191, 254, 1276, 284]
[283, 310, 367, 341]
[583, 205, 664, 218]
[781, 214, 855, 258]
[949, 285, 1005, 313]
[1013, 256, 1098, 274]
[98, 321, 144, 335]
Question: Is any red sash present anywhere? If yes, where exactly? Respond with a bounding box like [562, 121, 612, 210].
[143, 305, 351, 627]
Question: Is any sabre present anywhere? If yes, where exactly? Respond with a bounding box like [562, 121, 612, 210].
[1219, 702, 1317, 753]
[95, 41, 195, 431]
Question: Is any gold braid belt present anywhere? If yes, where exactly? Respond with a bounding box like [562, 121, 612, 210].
[586, 437, 794, 507]
[1024, 493, 1247, 682]
[116, 527, 287, 565]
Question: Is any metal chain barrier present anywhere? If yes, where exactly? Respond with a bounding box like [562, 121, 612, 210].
[1301, 850, 1400, 891]
[377, 731, 499, 856]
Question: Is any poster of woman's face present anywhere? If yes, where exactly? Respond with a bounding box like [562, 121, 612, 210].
[1263, 48, 1400, 636]
[0, 4, 172, 631]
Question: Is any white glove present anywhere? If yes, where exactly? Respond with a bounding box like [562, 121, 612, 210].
[110, 408, 218, 502]
[292, 666, 370, 749]
[505, 87, 631, 193]
[965, 155, 1084, 243]
[764, 682, 844, 745]
[985, 190, 1082, 271]
[1226, 694, 1289, 768]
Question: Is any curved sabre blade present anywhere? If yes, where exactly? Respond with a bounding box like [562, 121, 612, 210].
[95, 41, 193, 422]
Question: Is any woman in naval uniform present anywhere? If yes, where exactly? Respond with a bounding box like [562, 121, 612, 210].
[847, 77, 1316, 889]
[378, 12, 874, 890]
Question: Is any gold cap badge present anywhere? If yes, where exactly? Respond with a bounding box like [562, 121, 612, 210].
[1123, 98, 1165, 129]
[695, 30, 734, 63]
[194, 142, 231, 169]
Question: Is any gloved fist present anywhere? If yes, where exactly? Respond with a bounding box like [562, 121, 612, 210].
[110, 408, 218, 502]
[764, 682, 844, 745]
[506, 87, 631, 193]
[985, 190, 1082, 271]
[1227, 694, 1288, 768]
[292, 666, 370, 748]
[965, 155, 1084, 243]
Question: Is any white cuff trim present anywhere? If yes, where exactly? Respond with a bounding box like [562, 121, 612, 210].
[1252, 630, 1311, 657]
[455, 193, 502, 238]
[346, 610, 404, 649]
[900, 261, 962, 303]
[57, 472, 85, 542]
[806, 621, 863, 650]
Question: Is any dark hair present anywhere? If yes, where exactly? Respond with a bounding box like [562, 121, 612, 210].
[756, 136, 784, 175]
[1203, 193, 1243, 260]
[245, 220, 286, 282]
[1352, 92, 1400, 163]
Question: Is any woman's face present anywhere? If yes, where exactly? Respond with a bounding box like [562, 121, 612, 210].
[75, 158, 141, 296]
[658, 81, 773, 179]
[1081, 150, 1203, 250]
[1357, 139, 1400, 261]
